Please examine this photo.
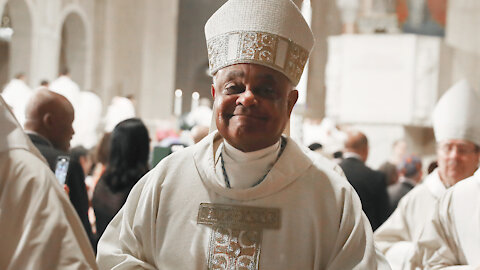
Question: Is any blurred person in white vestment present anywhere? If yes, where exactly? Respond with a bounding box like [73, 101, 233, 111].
[96, 0, 390, 269]
[374, 80, 480, 270]
[50, 68, 81, 111]
[103, 95, 136, 132]
[1, 73, 33, 127]
[186, 97, 213, 128]
[0, 96, 97, 270]
[50, 68, 82, 148]
[71, 91, 103, 149]
[414, 171, 480, 268]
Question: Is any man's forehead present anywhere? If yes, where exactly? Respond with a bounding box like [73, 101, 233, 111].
[216, 64, 288, 83]
[439, 139, 476, 146]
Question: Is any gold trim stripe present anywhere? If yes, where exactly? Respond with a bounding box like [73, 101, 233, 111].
[197, 203, 280, 230]
[207, 31, 309, 85]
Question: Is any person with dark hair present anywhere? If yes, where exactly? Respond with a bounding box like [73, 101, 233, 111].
[39, 79, 49, 87]
[60, 67, 70, 76]
[387, 155, 422, 212]
[92, 118, 150, 243]
[427, 160, 438, 174]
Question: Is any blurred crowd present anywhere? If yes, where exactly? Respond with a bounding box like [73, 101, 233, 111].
[1, 70, 213, 252]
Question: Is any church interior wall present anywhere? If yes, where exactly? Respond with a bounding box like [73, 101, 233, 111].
[137, 0, 179, 122]
[5, 0, 32, 82]
[305, 0, 342, 120]
[174, 0, 225, 116]
[59, 12, 87, 90]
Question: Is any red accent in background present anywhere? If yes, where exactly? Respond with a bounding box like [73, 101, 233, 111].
[428, 0, 447, 26]
[396, 0, 447, 27]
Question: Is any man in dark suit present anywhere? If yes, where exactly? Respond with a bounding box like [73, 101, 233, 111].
[24, 89, 95, 249]
[340, 130, 390, 231]
[388, 155, 422, 213]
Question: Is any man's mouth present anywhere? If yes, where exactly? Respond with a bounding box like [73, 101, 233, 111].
[230, 114, 266, 121]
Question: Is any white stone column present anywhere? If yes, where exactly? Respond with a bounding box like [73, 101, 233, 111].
[139, 0, 179, 121]
[306, 0, 342, 119]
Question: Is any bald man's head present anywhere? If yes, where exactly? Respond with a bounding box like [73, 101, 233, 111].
[24, 89, 75, 152]
[344, 130, 369, 162]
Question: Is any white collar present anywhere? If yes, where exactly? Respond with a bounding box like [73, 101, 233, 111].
[343, 152, 363, 161]
[424, 169, 447, 199]
[194, 132, 314, 200]
[215, 139, 282, 189]
[223, 139, 280, 162]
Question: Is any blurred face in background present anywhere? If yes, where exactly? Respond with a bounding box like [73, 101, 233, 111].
[437, 139, 480, 187]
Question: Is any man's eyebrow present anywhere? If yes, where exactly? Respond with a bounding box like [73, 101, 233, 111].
[255, 73, 275, 82]
[225, 70, 244, 81]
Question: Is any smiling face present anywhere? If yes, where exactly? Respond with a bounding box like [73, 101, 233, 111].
[212, 64, 298, 152]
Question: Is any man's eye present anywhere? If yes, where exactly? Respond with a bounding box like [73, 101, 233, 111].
[224, 85, 244, 94]
[257, 87, 275, 97]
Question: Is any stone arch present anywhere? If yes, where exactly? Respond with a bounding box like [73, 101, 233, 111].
[0, 0, 33, 87]
[57, 5, 92, 90]
[58, 11, 86, 89]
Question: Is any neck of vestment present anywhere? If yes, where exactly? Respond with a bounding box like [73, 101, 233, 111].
[0, 100, 46, 161]
[194, 131, 312, 201]
[423, 168, 447, 199]
[215, 139, 281, 189]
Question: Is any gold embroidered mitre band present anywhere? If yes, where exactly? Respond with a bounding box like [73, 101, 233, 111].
[205, 0, 314, 86]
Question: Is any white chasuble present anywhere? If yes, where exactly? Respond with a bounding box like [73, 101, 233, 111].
[415, 175, 480, 269]
[97, 131, 390, 270]
[374, 169, 446, 270]
[0, 96, 97, 270]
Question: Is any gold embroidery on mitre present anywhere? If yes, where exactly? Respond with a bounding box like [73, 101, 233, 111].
[207, 31, 309, 85]
[197, 203, 280, 270]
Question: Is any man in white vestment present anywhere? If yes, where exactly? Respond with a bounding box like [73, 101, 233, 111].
[50, 68, 82, 144]
[50, 68, 81, 111]
[414, 173, 480, 268]
[0, 96, 97, 270]
[374, 80, 480, 270]
[96, 0, 390, 269]
[71, 91, 103, 149]
[1, 73, 33, 127]
[103, 96, 136, 132]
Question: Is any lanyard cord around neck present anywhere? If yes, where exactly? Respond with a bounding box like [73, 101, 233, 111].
[220, 137, 287, 189]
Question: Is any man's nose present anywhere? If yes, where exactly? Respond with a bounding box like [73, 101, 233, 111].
[447, 147, 461, 158]
[236, 89, 257, 107]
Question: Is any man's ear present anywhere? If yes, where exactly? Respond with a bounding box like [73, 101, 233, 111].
[287, 90, 299, 116]
[43, 113, 53, 128]
[211, 84, 216, 99]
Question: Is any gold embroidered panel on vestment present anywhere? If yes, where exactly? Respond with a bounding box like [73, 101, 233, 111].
[197, 203, 280, 270]
[208, 227, 262, 270]
[197, 203, 280, 230]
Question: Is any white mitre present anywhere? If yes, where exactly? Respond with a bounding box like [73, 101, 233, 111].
[204, 0, 314, 86]
[433, 80, 480, 146]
